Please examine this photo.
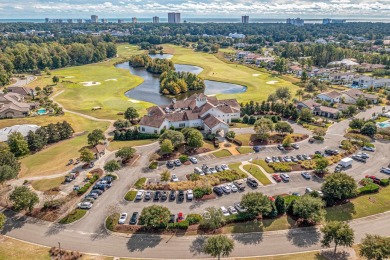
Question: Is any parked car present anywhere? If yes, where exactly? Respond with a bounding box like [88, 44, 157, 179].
[365, 175, 381, 184]
[177, 212, 185, 222]
[352, 154, 367, 163]
[278, 156, 285, 162]
[118, 213, 127, 224]
[253, 146, 260, 153]
[203, 167, 212, 175]
[283, 156, 292, 162]
[213, 186, 223, 196]
[380, 167, 390, 174]
[91, 189, 103, 195]
[363, 146, 375, 152]
[305, 187, 313, 194]
[234, 202, 247, 212]
[78, 201, 92, 209]
[73, 185, 80, 191]
[291, 156, 298, 163]
[187, 190, 193, 200]
[272, 174, 282, 182]
[129, 212, 139, 225]
[171, 174, 179, 182]
[265, 157, 272, 163]
[228, 206, 238, 215]
[82, 197, 95, 204]
[169, 214, 176, 223]
[221, 185, 231, 194]
[178, 190, 184, 201]
[296, 154, 304, 161]
[161, 191, 168, 201]
[87, 193, 99, 199]
[220, 206, 230, 216]
[189, 157, 198, 164]
[215, 165, 223, 172]
[153, 191, 161, 201]
[357, 152, 370, 159]
[227, 183, 238, 192]
[221, 164, 230, 171]
[169, 190, 176, 201]
[194, 167, 203, 174]
[335, 164, 343, 173]
[166, 160, 174, 168]
[301, 172, 311, 180]
[247, 177, 258, 187]
[280, 173, 290, 182]
[209, 167, 217, 174]
[174, 159, 182, 166]
[144, 191, 152, 200]
[291, 143, 300, 149]
[233, 180, 246, 191]
[135, 190, 144, 200]
[277, 144, 284, 150]
[315, 151, 322, 155]
[292, 192, 301, 196]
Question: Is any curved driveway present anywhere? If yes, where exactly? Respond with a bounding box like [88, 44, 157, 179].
[2, 106, 390, 259]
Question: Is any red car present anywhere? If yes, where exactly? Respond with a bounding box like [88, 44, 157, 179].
[272, 174, 282, 182]
[365, 175, 381, 184]
[177, 212, 184, 222]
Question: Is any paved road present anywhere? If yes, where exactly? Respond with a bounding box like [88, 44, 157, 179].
[7, 76, 36, 87]
[2, 106, 390, 259]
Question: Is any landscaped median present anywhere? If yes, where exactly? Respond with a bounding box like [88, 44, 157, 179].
[59, 209, 87, 224]
[243, 164, 272, 185]
[212, 149, 232, 158]
[252, 159, 275, 173]
[124, 190, 137, 201]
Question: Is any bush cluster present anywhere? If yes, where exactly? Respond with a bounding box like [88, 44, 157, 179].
[77, 174, 99, 195]
[380, 179, 390, 187]
[358, 183, 380, 195]
[167, 220, 189, 229]
[186, 214, 202, 225]
[193, 187, 212, 199]
[269, 162, 293, 172]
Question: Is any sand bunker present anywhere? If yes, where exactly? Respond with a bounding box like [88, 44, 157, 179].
[252, 74, 260, 77]
[81, 81, 101, 87]
[64, 76, 75, 78]
[266, 80, 279, 84]
[129, 99, 140, 103]
[105, 78, 118, 82]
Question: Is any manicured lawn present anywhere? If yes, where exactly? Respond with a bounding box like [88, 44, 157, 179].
[231, 122, 253, 128]
[164, 44, 299, 103]
[59, 209, 87, 224]
[237, 146, 253, 154]
[124, 190, 137, 201]
[223, 215, 295, 233]
[243, 164, 272, 185]
[108, 139, 157, 151]
[325, 185, 390, 221]
[134, 177, 147, 189]
[212, 149, 232, 158]
[252, 159, 275, 173]
[242, 251, 326, 260]
[30, 176, 65, 191]
[234, 133, 255, 146]
[202, 140, 217, 151]
[375, 116, 389, 123]
[50, 44, 153, 120]
[228, 162, 247, 176]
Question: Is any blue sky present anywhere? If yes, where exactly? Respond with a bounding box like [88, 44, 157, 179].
[1, 0, 390, 19]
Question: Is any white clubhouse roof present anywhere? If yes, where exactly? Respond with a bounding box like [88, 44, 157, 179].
[0, 124, 40, 142]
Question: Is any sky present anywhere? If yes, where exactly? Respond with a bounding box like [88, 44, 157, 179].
[1, 0, 390, 19]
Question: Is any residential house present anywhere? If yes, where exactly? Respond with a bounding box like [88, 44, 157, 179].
[6, 86, 32, 96]
[296, 99, 320, 111]
[340, 89, 379, 104]
[255, 57, 275, 67]
[316, 91, 342, 103]
[313, 106, 340, 119]
[327, 59, 359, 69]
[328, 72, 356, 84]
[139, 93, 240, 135]
[351, 76, 390, 89]
[236, 51, 251, 60]
[244, 53, 261, 63]
[0, 93, 37, 119]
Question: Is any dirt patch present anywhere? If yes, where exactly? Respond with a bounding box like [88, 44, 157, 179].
[123, 154, 141, 166]
[80, 81, 101, 87]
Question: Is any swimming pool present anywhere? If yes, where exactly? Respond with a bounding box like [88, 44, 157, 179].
[37, 108, 46, 115]
[378, 121, 390, 128]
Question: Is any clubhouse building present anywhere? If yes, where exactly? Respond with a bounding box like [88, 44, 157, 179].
[139, 93, 240, 135]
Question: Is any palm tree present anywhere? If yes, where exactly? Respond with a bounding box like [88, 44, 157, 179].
[296, 89, 305, 101]
[203, 235, 235, 260]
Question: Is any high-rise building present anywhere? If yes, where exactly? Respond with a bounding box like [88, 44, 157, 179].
[45, 18, 49, 23]
[323, 18, 331, 25]
[323, 18, 346, 24]
[168, 12, 181, 23]
[67, 19, 73, 24]
[118, 19, 124, 24]
[91, 15, 98, 23]
[101, 19, 107, 24]
[153, 16, 160, 24]
[132, 17, 137, 24]
[286, 18, 304, 26]
[242, 15, 249, 24]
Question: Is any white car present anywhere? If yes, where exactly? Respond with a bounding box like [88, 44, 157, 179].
[227, 183, 238, 192]
[265, 157, 272, 163]
[187, 189, 193, 200]
[305, 187, 313, 194]
[221, 164, 230, 171]
[380, 167, 390, 174]
[209, 167, 217, 174]
[77, 201, 92, 209]
[221, 185, 231, 193]
[363, 146, 375, 152]
[135, 190, 144, 200]
[118, 213, 127, 224]
[189, 157, 198, 164]
[280, 173, 290, 182]
[234, 202, 247, 212]
[284, 156, 292, 162]
[228, 206, 238, 215]
[220, 206, 230, 216]
[171, 174, 179, 182]
[357, 152, 370, 159]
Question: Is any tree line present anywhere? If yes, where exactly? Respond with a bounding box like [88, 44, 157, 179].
[129, 54, 175, 74]
[160, 70, 205, 95]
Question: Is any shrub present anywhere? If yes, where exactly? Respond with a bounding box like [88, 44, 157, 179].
[379, 179, 390, 187]
[313, 136, 324, 141]
[233, 139, 242, 146]
[301, 160, 316, 170]
[225, 213, 254, 223]
[125, 190, 137, 201]
[105, 213, 119, 231]
[134, 177, 147, 189]
[269, 162, 293, 172]
[358, 183, 380, 195]
[193, 186, 212, 198]
[43, 199, 65, 210]
[186, 214, 202, 225]
[167, 220, 189, 229]
[149, 161, 158, 169]
[77, 183, 91, 195]
[179, 155, 188, 162]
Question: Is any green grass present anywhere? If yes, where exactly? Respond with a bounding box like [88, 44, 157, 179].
[325, 185, 390, 221]
[51, 44, 153, 120]
[241, 251, 326, 260]
[212, 149, 232, 158]
[228, 162, 247, 176]
[164, 44, 299, 103]
[375, 116, 388, 123]
[231, 122, 253, 128]
[224, 215, 295, 234]
[243, 164, 272, 185]
[252, 159, 275, 173]
[236, 146, 253, 154]
[59, 209, 87, 224]
[107, 139, 157, 151]
[30, 176, 65, 191]
[234, 133, 254, 146]
[134, 177, 146, 189]
[124, 190, 137, 201]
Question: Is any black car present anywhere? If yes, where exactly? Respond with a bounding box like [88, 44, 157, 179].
[178, 190, 184, 202]
[169, 214, 176, 223]
[166, 160, 174, 168]
[153, 191, 161, 201]
[169, 190, 176, 201]
[325, 149, 332, 155]
[297, 154, 303, 160]
[253, 146, 260, 153]
[247, 178, 258, 188]
[161, 191, 168, 201]
[213, 186, 223, 196]
[129, 212, 139, 225]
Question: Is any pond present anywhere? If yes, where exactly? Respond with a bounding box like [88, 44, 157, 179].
[118, 55, 246, 106]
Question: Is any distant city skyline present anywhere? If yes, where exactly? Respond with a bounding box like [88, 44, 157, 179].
[0, 0, 389, 19]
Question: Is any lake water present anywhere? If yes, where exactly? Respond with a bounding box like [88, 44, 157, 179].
[119, 54, 246, 105]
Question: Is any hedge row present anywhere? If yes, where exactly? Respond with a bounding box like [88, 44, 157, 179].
[358, 183, 380, 195]
[167, 220, 189, 229]
[77, 174, 99, 195]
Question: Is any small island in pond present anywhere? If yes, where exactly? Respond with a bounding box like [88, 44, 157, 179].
[129, 54, 205, 96]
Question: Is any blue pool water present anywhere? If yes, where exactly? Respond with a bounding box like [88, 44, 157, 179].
[37, 108, 46, 115]
[378, 122, 390, 128]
